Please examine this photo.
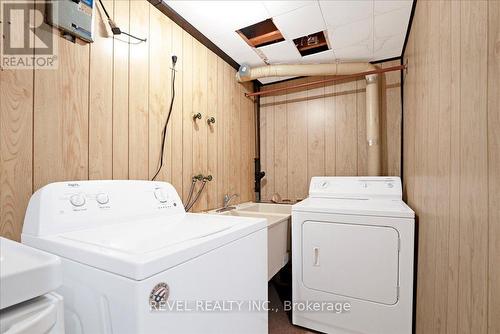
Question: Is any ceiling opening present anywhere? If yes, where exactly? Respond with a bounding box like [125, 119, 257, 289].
[236, 19, 284, 48]
[293, 31, 330, 57]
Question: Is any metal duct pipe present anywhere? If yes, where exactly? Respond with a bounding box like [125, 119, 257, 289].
[238, 62, 381, 176]
[236, 62, 378, 82]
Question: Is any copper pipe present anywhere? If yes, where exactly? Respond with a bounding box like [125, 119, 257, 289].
[245, 64, 406, 97]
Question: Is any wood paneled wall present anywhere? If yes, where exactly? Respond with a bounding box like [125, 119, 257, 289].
[259, 60, 402, 202]
[0, 0, 256, 241]
[403, 1, 499, 333]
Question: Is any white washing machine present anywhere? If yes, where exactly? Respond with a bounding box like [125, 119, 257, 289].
[291, 177, 414, 334]
[21, 180, 268, 334]
[0, 237, 65, 334]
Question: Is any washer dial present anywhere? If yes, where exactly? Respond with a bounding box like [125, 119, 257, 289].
[96, 193, 109, 205]
[70, 194, 86, 207]
[154, 188, 169, 203]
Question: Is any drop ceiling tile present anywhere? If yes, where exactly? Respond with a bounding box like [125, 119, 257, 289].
[181, 25, 262, 65]
[259, 40, 301, 64]
[273, 3, 326, 40]
[374, 6, 412, 38]
[300, 49, 336, 64]
[262, 1, 314, 17]
[166, 1, 269, 32]
[319, 0, 373, 29]
[373, 34, 405, 59]
[230, 48, 266, 67]
[213, 31, 253, 51]
[374, 0, 412, 15]
[327, 17, 372, 50]
[333, 44, 373, 61]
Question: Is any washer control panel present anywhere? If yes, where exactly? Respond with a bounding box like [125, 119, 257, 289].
[309, 177, 402, 199]
[66, 192, 110, 209]
[23, 180, 185, 236]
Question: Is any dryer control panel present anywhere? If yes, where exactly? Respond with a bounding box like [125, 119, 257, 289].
[23, 181, 185, 236]
[309, 177, 402, 199]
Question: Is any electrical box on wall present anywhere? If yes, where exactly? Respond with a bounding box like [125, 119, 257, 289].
[46, 0, 95, 42]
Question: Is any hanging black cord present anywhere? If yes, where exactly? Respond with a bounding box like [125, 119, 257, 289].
[98, 0, 111, 19]
[152, 56, 178, 180]
[97, 0, 147, 43]
[121, 31, 147, 43]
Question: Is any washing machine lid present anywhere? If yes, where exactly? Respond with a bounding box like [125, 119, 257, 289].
[292, 197, 414, 218]
[21, 213, 266, 281]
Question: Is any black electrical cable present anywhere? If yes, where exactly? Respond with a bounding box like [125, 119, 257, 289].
[98, 0, 147, 43]
[98, 0, 111, 19]
[120, 31, 147, 43]
[152, 56, 178, 181]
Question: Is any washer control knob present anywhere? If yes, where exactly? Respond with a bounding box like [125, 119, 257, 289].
[70, 194, 86, 207]
[96, 193, 109, 205]
[154, 188, 169, 203]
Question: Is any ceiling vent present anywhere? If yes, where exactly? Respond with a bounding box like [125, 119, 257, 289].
[293, 31, 330, 57]
[236, 19, 284, 48]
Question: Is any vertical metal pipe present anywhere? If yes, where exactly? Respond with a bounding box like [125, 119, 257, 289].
[365, 74, 381, 176]
[253, 81, 262, 201]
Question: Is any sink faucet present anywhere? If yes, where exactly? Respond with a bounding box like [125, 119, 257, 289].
[217, 194, 239, 213]
[223, 193, 238, 208]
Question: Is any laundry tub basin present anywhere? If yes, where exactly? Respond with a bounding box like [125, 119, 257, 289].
[218, 210, 290, 280]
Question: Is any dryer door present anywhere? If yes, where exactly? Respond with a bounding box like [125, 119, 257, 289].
[302, 221, 399, 305]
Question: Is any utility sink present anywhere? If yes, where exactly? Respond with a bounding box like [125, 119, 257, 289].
[0, 237, 62, 309]
[220, 211, 287, 228]
[236, 202, 292, 215]
[211, 203, 291, 280]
